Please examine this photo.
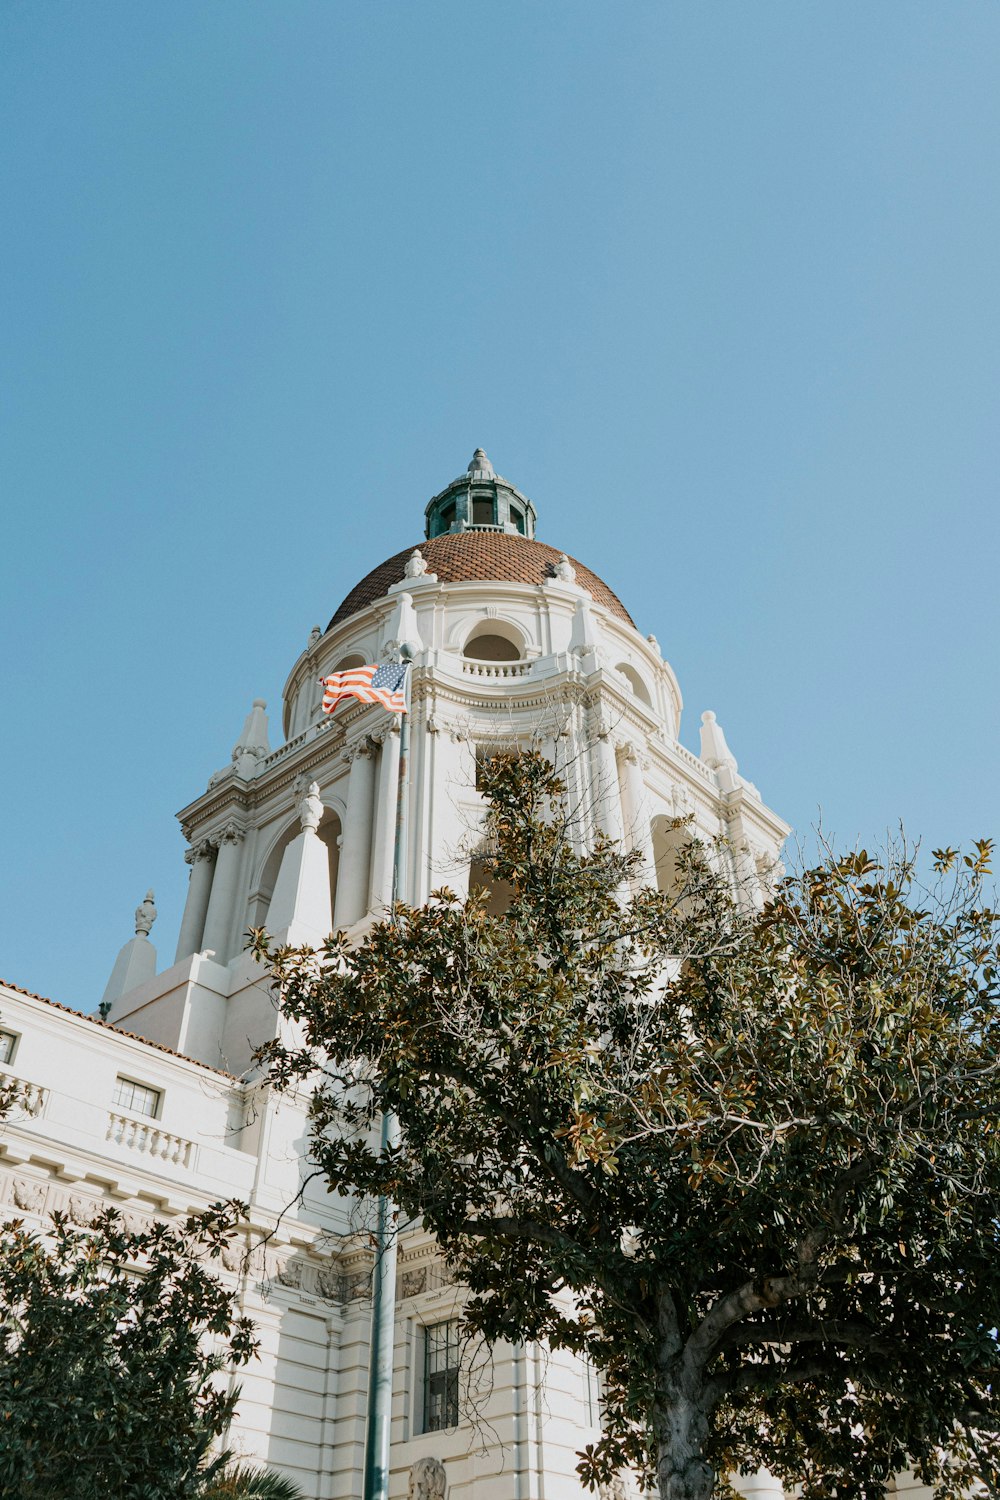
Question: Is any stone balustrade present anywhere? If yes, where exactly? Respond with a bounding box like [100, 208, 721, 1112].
[105, 1111, 197, 1170]
[461, 659, 532, 679]
[2, 1075, 47, 1118]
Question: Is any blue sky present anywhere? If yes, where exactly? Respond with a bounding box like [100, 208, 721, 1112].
[2, 3, 998, 1008]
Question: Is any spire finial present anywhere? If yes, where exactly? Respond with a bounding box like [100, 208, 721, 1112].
[134, 889, 157, 938]
[468, 447, 494, 478]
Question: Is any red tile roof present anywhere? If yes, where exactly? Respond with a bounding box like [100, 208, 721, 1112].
[328, 531, 635, 629]
[0, 977, 238, 1080]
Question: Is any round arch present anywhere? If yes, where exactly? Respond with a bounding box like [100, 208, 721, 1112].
[248, 805, 344, 932]
[615, 662, 652, 707]
[651, 814, 692, 903]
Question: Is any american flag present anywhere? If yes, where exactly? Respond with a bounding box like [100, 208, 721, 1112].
[320, 661, 409, 716]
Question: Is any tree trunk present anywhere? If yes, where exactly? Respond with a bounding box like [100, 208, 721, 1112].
[653, 1387, 715, 1500]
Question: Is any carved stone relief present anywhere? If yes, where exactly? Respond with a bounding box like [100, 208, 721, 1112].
[399, 1266, 427, 1298]
[10, 1177, 47, 1214]
[408, 1456, 447, 1499]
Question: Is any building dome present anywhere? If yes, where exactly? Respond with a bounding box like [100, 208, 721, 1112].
[328, 530, 635, 629]
[329, 449, 634, 630]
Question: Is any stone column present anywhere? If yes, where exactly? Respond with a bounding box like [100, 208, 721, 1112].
[619, 744, 656, 887]
[588, 719, 624, 845]
[175, 842, 216, 962]
[334, 738, 377, 929]
[200, 822, 246, 962]
[368, 724, 401, 914]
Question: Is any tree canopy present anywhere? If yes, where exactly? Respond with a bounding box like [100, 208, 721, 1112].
[0, 1200, 258, 1500]
[257, 752, 1000, 1500]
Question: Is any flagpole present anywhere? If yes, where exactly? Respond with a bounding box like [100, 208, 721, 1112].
[362, 647, 412, 1500]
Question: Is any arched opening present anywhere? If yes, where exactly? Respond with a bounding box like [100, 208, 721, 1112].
[249, 809, 342, 933]
[461, 618, 527, 663]
[464, 633, 520, 663]
[471, 493, 495, 526]
[615, 663, 652, 707]
[469, 852, 515, 917]
[333, 653, 367, 673]
[651, 815, 693, 906]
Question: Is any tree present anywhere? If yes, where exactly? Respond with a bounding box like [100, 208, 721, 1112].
[255, 752, 1000, 1500]
[0, 1199, 259, 1500]
[200, 1461, 307, 1499]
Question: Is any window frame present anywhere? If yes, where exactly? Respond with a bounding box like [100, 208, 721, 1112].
[421, 1317, 460, 1433]
[112, 1075, 162, 1120]
[0, 1028, 18, 1067]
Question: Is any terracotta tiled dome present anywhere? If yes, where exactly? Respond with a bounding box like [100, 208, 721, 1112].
[328, 531, 635, 630]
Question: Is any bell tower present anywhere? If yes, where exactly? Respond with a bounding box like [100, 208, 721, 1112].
[424, 447, 537, 538]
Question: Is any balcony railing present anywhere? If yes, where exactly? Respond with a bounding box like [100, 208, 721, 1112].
[105, 1111, 197, 1170]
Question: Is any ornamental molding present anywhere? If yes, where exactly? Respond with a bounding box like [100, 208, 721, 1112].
[215, 820, 247, 846]
[342, 735, 377, 765]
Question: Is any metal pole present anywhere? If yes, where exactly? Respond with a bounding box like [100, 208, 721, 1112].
[362, 650, 411, 1500]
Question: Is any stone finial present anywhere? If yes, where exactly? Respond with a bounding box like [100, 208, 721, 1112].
[467, 447, 494, 478]
[383, 590, 424, 659]
[646, 633, 661, 655]
[699, 710, 738, 772]
[569, 595, 599, 657]
[308, 624, 322, 649]
[134, 890, 157, 937]
[554, 552, 576, 584]
[298, 781, 323, 833]
[232, 698, 271, 778]
[404, 548, 428, 579]
[408, 1456, 447, 1500]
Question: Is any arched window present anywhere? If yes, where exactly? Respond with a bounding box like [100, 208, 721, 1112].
[333, 653, 367, 674]
[651, 815, 692, 906]
[615, 663, 652, 707]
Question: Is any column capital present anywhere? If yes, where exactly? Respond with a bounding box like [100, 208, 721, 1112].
[184, 839, 216, 865]
[215, 820, 247, 847]
[342, 735, 377, 765]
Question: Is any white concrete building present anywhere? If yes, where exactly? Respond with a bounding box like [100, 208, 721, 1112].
[0, 451, 929, 1499]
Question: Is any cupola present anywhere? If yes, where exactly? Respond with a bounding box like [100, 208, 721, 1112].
[423, 448, 538, 540]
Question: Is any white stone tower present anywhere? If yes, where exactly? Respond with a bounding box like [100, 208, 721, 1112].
[107, 448, 788, 1077]
[6, 454, 942, 1499]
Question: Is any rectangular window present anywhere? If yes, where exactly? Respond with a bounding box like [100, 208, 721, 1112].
[471, 496, 494, 525]
[422, 1318, 460, 1432]
[0, 1029, 17, 1066]
[112, 1076, 161, 1118]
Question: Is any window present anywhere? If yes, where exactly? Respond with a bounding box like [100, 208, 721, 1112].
[435, 501, 456, 536]
[422, 1318, 460, 1432]
[112, 1077, 161, 1118]
[510, 505, 525, 535]
[0, 1029, 17, 1066]
[471, 495, 494, 525]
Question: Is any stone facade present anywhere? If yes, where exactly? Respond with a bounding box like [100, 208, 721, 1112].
[0, 452, 931, 1499]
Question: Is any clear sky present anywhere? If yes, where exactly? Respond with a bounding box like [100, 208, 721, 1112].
[2, 3, 998, 1009]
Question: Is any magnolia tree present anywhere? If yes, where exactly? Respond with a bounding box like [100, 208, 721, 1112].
[256, 753, 1000, 1500]
[0, 1201, 261, 1500]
